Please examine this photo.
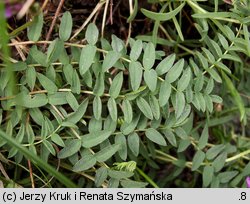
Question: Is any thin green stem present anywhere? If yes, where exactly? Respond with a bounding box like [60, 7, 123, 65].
[136, 167, 159, 188]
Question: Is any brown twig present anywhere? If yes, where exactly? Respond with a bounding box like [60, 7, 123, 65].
[28, 160, 35, 188]
[43, 0, 65, 51]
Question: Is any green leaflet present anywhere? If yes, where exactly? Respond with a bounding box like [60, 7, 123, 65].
[111, 34, 125, 53]
[159, 80, 172, 107]
[59, 11, 72, 41]
[95, 144, 120, 162]
[88, 118, 102, 133]
[206, 145, 225, 160]
[15, 92, 48, 108]
[163, 129, 177, 147]
[37, 73, 57, 94]
[81, 130, 112, 148]
[51, 134, 65, 147]
[205, 78, 214, 95]
[218, 171, 238, 184]
[73, 154, 97, 172]
[63, 64, 73, 85]
[29, 46, 47, 67]
[191, 150, 205, 171]
[203, 166, 214, 187]
[175, 91, 185, 119]
[120, 114, 140, 135]
[149, 95, 160, 120]
[177, 67, 191, 92]
[165, 59, 184, 83]
[93, 96, 102, 120]
[28, 13, 43, 41]
[66, 92, 79, 111]
[86, 23, 99, 45]
[212, 152, 227, 172]
[129, 61, 143, 91]
[144, 69, 157, 92]
[48, 92, 67, 105]
[66, 98, 88, 124]
[107, 98, 117, 121]
[141, 3, 185, 21]
[108, 170, 134, 179]
[136, 97, 153, 120]
[122, 99, 133, 123]
[128, 132, 140, 156]
[115, 134, 127, 161]
[143, 42, 155, 70]
[145, 128, 167, 146]
[79, 45, 97, 75]
[130, 39, 143, 61]
[46, 39, 64, 64]
[198, 123, 209, 149]
[26, 67, 36, 90]
[57, 139, 82, 159]
[102, 51, 122, 72]
[109, 72, 123, 98]
[120, 180, 148, 188]
[42, 140, 56, 156]
[194, 72, 204, 92]
[95, 167, 108, 187]
[156, 54, 176, 76]
[93, 72, 105, 96]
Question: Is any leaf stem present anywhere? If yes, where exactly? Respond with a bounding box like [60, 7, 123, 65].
[136, 167, 159, 188]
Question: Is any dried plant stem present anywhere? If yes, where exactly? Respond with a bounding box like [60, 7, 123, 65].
[27, 160, 35, 188]
[43, 0, 65, 50]
[70, 1, 105, 41]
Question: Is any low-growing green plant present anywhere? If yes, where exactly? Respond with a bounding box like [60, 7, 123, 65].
[0, 0, 250, 188]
